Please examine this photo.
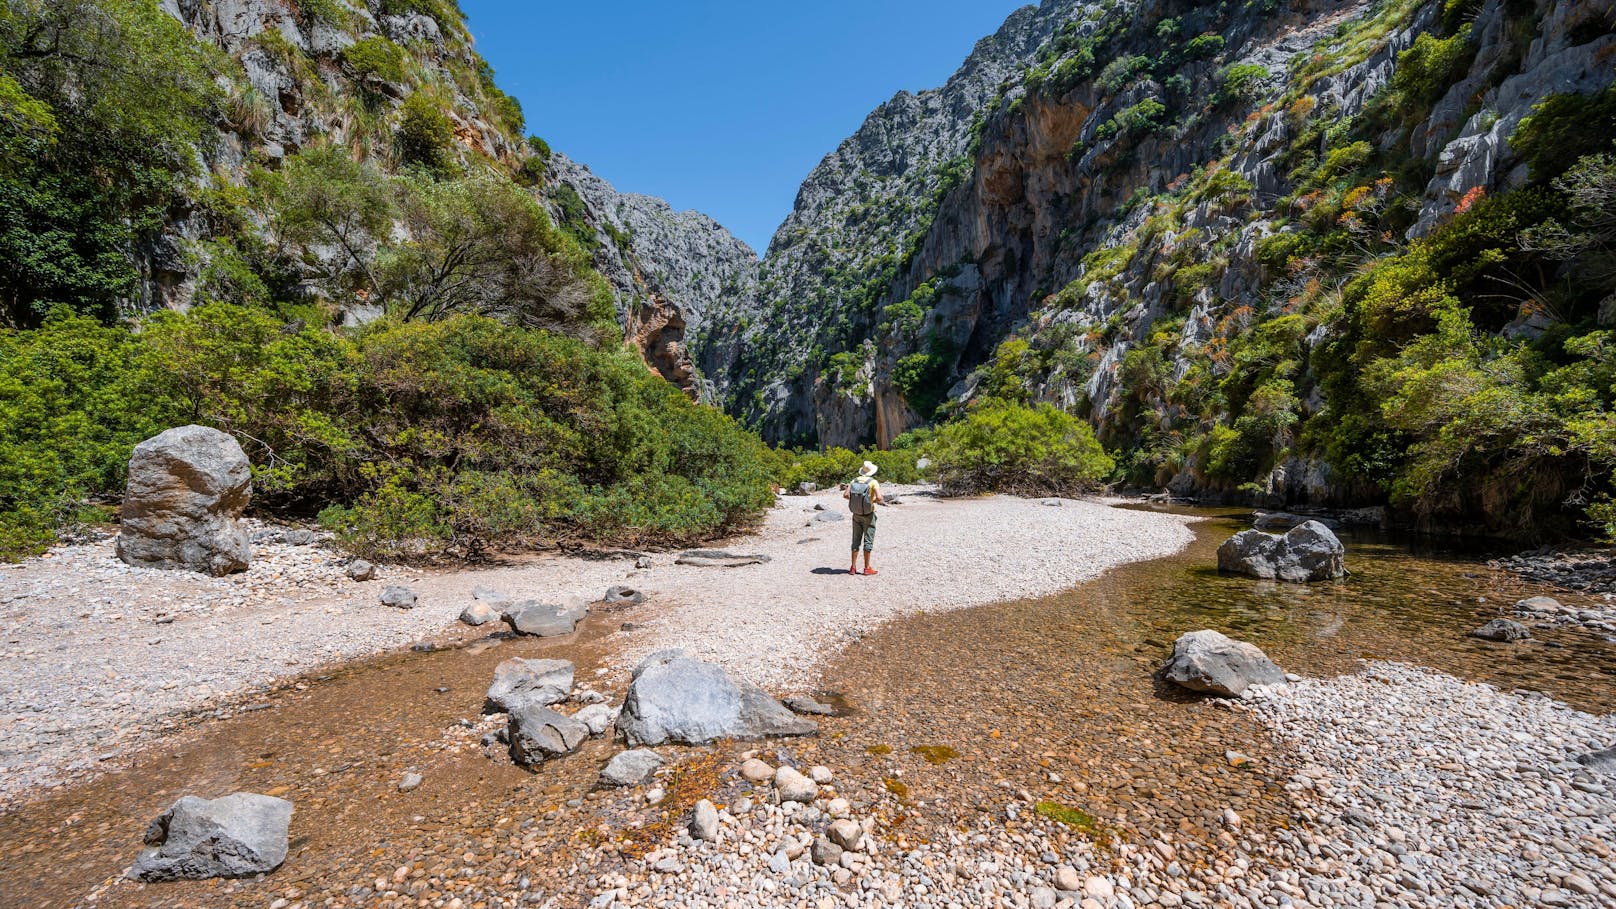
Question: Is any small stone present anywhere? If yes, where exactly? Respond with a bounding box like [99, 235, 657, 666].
[1031, 887, 1057, 909]
[345, 560, 377, 581]
[689, 799, 719, 841]
[397, 772, 423, 792]
[573, 703, 614, 735]
[602, 586, 644, 606]
[807, 765, 833, 784]
[1084, 876, 1115, 900]
[826, 818, 863, 852]
[380, 586, 417, 609]
[600, 749, 662, 787]
[773, 766, 819, 803]
[459, 601, 499, 626]
[741, 758, 774, 782]
[810, 835, 842, 866]
[1055, 865, 1081, 892]
[825, 797, 850, 817]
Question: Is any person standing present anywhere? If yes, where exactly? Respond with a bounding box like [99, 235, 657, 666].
[843, 461, 885, 575]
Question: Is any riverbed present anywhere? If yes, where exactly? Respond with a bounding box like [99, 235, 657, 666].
[0, 505, 1611, 908]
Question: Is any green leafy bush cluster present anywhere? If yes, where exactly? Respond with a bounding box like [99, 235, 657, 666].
[924, 402, 1114, 497]
[1094, 98, 1166, 142]
[397, 91, 455, 174]
[775, 447, 926, 492]
[340, 36, 407, 86]
[0, 306, 779, 560]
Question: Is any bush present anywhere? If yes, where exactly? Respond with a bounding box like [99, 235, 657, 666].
[1388, 27, 1474, 109]
[0, 305, 780, 560]
[925, 403, 1114, 497]
[777, 447, 926, 491]
[397, 92, 455, 174]
[339, 37, 407, 85]
[1511, 87, 1616, 183]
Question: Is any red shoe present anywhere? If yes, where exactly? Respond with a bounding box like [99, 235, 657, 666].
[863, 568, 879, 576]
[849, 568, 859, 575]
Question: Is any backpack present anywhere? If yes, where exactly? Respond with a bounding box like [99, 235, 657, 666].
[848, 477, 874, 516]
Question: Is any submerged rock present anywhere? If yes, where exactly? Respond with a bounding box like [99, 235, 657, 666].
[616, 649, 816, 746]
[130, 793, 292, 881]
[1469, 618, 1530, 642]
[1218, 521, 1346, 582]
[486, 658, 574, 713]
[116, 425, 252, 576]
[601, 748, 663, 786]
[1162, 630, 1287, 697]
[508, 703, 589, 766]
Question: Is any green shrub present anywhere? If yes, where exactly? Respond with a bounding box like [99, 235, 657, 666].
[778, 447, 926, 491]
[1511, 87, 1616, 183]
[339, 37, 407, 85]
[1185, 33, 1225, 59]
[0, 305, 779, 560]
[1095, 98, 1166, 141]
[1388, 26, 1474, 109]
[925, 403, 1114, 497]
[1214, 64, 1268, 106]
[396, 92, 455, 174]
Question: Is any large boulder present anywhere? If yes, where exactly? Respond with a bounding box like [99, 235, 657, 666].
[503, 599, 588, 636]
[1217, 521, 1346, 582]
[508, 703, 589, 766]
[129, 793, 292, 881]
[486, 658, 574, 713]
[116, 426, 252, 576]
[1161, 630, 1288, 697]
[616, 650, 817, 746]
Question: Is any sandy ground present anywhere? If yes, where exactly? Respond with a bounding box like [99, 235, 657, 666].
[0, 488, 1196, 807]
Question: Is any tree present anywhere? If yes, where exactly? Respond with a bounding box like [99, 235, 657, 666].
[380, 174, 615, 338]
[0, 0, 220, 325]
[257, 146, 395, 304]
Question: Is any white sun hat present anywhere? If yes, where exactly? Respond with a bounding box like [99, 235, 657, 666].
[860, 460, 878, 477]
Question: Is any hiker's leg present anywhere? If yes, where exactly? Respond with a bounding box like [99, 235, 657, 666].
[862, 521, 875, 569]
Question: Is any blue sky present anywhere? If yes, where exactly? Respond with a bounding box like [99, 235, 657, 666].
[459, 1, 1032, 254]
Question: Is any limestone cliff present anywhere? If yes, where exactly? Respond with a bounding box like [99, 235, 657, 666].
[698, 0, 1616, 529]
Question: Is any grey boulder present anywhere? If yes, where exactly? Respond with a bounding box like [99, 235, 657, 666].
[573, 703, 615, 735]
[813, 511, 846, 523]
[129, 793, 292, 881]
[1470, 618, 1530, 642]
[116, 425, 252, 576]
[617, 650, 817, 746]
[600, 748, 663, 787]
[380, 586, 417, 609]
[508, 703, 589, 766]
[486, 658, 574, 713]
[345, 559, 377, 581]
[1217, 521, 1346, 582]
[1162, 630, 1288, 697]
[503, 599, 588, 636]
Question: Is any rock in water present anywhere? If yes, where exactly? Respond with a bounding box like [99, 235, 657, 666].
[486, 658, 574, 713]
[1217, 520, 1346, 582]
[129, 793, 292, 881]
[601, 749, 664, 787]
[1469, 618, 1530, 642]
[616, 649, 817, 746]
[503, 599, 588, 636]
[116, 425, 252, 576]
[508, 703, 589, 766]
[1162, 630, 1288, 697]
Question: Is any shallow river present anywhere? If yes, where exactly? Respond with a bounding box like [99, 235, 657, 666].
[1, 508, 1611, 907]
